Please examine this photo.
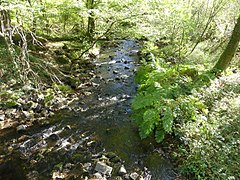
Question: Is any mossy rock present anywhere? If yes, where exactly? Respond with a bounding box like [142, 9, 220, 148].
[0, 35, 7, 47]
[104, 152, 121, 163]
[55, 55, 70, 65]
[54, 49, 65, 55]
[72, 152, 91, 163]
[65, 77, 79, 89]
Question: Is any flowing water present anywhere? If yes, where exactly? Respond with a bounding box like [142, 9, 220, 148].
[0, 40, 177, 179]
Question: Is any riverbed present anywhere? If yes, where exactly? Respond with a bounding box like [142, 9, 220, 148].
[0, 40, 177, 179]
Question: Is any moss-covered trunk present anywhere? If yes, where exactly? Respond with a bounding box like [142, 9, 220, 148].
[213, 15, 240, 71]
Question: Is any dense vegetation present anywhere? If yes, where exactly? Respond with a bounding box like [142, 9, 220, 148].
[0, 0, 240, 179]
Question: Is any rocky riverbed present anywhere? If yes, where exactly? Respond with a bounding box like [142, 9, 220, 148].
[0, 40, 178, 179]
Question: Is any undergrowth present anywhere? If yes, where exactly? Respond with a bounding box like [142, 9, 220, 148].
[132, 41, 240, 179]
[132, 55, 210, 143]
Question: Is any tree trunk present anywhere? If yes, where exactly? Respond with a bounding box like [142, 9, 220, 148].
[0, 9, 12, 51]
[86, 0, 95, 42]
[0, 9, 11, 37]
[213, 15, 240, 71]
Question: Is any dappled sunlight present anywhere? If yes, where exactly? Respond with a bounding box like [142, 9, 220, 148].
[0, 39, 176, 179]
[0, 0, 239, 179]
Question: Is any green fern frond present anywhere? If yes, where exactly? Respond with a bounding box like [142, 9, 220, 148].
[139, 108, 159, 139]
[132, 91, 162, 110]
[162, 107, 174, 133]
[155, 128, 165, 143]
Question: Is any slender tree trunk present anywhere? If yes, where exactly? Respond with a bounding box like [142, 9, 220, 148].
[86, 0, 95, 42]
[0, 9, 12, 39]
[0, 9, 13, 54]
[213, 15, 240, 71]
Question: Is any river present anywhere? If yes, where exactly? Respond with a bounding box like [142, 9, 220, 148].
[0, 40, 177, 179]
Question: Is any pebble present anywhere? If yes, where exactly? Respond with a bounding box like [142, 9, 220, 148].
[92, 172, 103, 179]
[118, 165, 127, 175]
[130, 172, 139, 180]
[16, 124, 27, 132]
[83, 163, 92, 171]
[45, 134, 60, 147]
[0, 114, 5, 121]
[137, 176, 144, 180]
[22, 111, 31, 118]
[52, 171, 65, 179]
[5, 109, 16, 116]
[64, 163, 74, 169]
[18, 135, 29, 141]
[121, 94, 131, 99]
[121, 75, 129, 79]
[124, 66, 131, 69]
[64, 125, 71, 130]
[94, 161, 112, 176]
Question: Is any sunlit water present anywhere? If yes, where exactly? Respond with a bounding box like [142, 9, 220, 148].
[0, 40, 176, 179]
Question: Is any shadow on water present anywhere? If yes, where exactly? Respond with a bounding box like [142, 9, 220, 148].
[0, 40, 177, 179]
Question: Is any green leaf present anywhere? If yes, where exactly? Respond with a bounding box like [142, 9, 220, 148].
[132, 91, 161, 110]
[155, 128, 165, 143]
[162, 107, 174, 133]
[139, 108, 159, 139]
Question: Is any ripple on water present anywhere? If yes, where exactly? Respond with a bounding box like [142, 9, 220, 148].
[0, 40, 177, 179]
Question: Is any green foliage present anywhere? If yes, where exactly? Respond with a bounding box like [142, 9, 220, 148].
[44, 88, 55, 105]
[52, 83, 73, 94]
[132, 51, 206, 143]
[132, 23, 240, 178]
[139, 109, 159, 139]
[176, 75, 240, 179]
[0, 0, 239, 178]
[133, 40, 240, 179]
[0, 90, 21, 108]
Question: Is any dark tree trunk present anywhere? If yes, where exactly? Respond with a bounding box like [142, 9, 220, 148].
[213, 15, 240, 71]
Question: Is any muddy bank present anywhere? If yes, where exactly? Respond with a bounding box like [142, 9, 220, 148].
[0, 40, 177, 179]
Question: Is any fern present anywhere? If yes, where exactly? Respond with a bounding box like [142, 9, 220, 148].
[131, 90, 162, 110]
[139, 108, 159, 139]
[155, 127, 165, 143]
[132, 51, 205, 143]
[162, 107, 174, 133]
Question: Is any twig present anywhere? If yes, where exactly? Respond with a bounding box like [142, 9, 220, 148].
[187, 0, 226, 56]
